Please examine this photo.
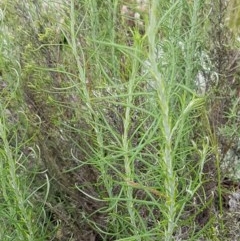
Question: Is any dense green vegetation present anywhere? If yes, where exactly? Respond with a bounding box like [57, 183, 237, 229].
[0, 0, 239, 240]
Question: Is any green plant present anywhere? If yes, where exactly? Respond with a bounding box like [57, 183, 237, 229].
[1, 0, 238, 240]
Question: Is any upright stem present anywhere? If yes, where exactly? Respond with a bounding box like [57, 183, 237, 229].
[147, 0, 176, 239]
